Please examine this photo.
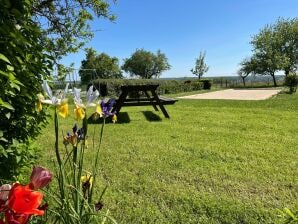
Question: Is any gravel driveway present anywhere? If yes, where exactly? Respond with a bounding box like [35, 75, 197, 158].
[178, 88, 282, 100]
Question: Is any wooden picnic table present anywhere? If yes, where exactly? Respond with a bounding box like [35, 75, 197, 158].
[111, 84, 177, 118]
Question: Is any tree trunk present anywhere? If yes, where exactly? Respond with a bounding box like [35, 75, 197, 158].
[285, 70, 290, 77]
[242, 77, 246, 87]
[271, 73, 277, 87]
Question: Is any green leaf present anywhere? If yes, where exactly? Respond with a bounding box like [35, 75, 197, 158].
[5, 112, 11, 119]
[0, 137, 8, 143]
[0, 145, 8, 158]
[16, 155, 21, 164]
[7, 65, 14, 72]
[0, 99, 14, 110]
[0, 70, 10, 78]
[0, 53, 11, 64]
[284, 208, 298, 220]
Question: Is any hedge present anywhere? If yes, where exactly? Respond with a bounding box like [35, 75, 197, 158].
[88, 79, 211, 97]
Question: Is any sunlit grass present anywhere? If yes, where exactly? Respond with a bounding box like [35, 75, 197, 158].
[35, 91, 298, 223]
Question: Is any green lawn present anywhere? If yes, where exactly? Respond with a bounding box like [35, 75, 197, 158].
[36, 90, 298, 223]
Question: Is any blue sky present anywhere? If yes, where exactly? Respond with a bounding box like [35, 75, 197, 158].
[61, 0, 298, 78]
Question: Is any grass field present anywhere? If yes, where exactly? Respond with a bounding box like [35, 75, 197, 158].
[35, 90, 298, 223]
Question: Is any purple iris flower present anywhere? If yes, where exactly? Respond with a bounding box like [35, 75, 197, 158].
[100, 99, 116, 117]
[72, 124, 78, 133]
[77, 128, 84, 140]
[63, 124, 85, 146]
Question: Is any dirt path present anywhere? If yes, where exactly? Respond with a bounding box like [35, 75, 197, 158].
[178, 88, 282, 100]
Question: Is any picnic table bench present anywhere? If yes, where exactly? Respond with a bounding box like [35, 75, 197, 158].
[111, 84, 177, 118]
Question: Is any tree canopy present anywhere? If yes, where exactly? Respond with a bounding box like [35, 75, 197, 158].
[122, 49, 170, 79]
[246, 18, 298, 86]
[31, 0, 115, 61]
[191, 51, 209, 79]
[79, 48, 122, 84]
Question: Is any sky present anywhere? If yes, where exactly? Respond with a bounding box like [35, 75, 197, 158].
[61, 0, 298, 79]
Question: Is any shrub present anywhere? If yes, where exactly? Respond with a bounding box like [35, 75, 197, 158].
[0, 1, 51, 181]
[284, 73, 298, 93]
[200, 79, 212, 89]
[90, 79, 204, 97]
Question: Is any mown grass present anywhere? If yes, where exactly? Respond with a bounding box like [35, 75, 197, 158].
[35, 90, 298, 223]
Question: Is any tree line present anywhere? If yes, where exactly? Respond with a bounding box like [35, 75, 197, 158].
[78, 48, 171, 83]
[79, 47, 211, 84]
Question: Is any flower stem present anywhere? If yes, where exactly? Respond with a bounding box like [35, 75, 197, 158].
[54, 109, 64, 200]
[89, 118, 105, 203]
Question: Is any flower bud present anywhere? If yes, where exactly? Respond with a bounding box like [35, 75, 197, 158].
[0, 184, 12, 201]
[30, 166, 52, 190]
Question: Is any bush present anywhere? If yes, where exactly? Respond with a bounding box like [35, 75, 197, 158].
[0, 140, 37, 183]
[284, 73, 298, 93]
[0, 1, 50, 180]
[200, 79, 212, 89]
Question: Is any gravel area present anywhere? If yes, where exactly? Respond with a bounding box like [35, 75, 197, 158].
[178, 88, 282, 100]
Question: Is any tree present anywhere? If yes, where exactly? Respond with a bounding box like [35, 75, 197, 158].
[250, 18, 298, 86]
[31, 0, 115, 62]
[238, 57, 257, 86]
[274, 18, 298, 75]
[284, 73, 298, 93]
[79, 48, 122, 84]
[251, 25, 284, 87]
[122, 49, 170, 79]
[191, 51, 209, 79]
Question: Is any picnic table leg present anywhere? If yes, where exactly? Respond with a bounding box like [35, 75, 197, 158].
[112, 90, 128, 115]
[151, 90, 170, 118]
[144, 91, 159, 111]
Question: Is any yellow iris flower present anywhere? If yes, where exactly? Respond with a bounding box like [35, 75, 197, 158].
[112, 114, 117, 123]
[36, 94, 44, 113]
[81, 174, 93, 189]
[95, 105, 103, 116]
[58, 99, 69, 118]
[74, 105, 85, 120]
[39, 81, 70, 118]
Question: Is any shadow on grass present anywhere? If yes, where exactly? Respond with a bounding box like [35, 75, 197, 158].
[142, 111, 162, 122]
[87, 112, 131, 124]
[116, 112, 131, 124]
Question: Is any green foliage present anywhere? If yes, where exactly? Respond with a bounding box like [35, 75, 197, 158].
[122, 49, 170, 79]
[274, 18, 298, 75]
[0, 0, 114, 181]
[56, 63, 75, 82]
[31, 0, 116, 61]
[284, 73, 298, 93]
[0, 0, 51, 180]
[238, 57, 258, 86]
[79, 48, 122, 84]
[199, 79, 212, 89]
[248, 17, 298, 86]
[0, 140, 37, 183]
[191, 51, 209, 79]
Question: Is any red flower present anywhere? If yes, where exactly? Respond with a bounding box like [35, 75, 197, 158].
[8, 184, 44, 216]
[30, 166, 52, 190]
